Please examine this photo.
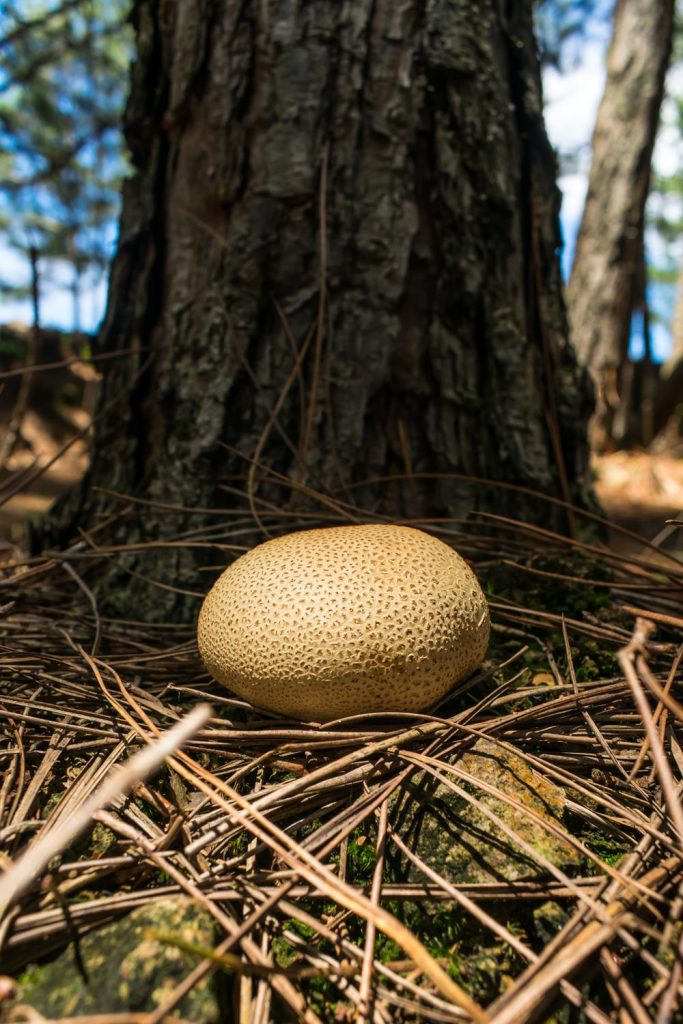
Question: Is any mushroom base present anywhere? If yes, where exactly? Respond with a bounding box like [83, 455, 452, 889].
[201, 632, 489, 722]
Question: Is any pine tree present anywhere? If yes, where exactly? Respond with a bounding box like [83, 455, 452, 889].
[48, 0, 594, 619]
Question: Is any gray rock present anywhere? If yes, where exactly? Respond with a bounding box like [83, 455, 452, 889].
[533, 900, 571, 945]
[18, 895, 224, 1022]
[396, 738, 582, 884]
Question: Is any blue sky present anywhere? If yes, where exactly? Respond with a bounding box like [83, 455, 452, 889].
[0, 236, 110, 333]
[0, 33, 678, 361]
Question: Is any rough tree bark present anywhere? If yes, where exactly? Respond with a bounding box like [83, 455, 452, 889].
[54, 0, 592, 615]
[566, 0, 674, 450]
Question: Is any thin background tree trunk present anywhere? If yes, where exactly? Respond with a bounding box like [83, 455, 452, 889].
[50, 0, 593, 617]
[566, 0, 675, 450]
[652, 263, 683, 440]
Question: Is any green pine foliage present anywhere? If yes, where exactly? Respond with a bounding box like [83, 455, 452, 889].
[0, 0, 133, 328]
[534, 0, 608, 69]
[649, 99, 683, 266]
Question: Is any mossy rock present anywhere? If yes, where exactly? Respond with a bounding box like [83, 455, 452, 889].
[18, 895, 225, 1022]
[533, 900, 570, 944]
[395, 738, 582, 885]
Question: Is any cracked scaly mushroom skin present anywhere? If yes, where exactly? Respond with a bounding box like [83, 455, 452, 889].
[197, 524, 489, 721]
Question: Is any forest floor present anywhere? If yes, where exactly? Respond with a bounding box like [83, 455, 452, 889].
[595, 447, 683, 555]
[0, 321, 97, 547]
[1, 463, 681, 1023]
[0, 368, 682, 1023]
[0, 407, 90, 542]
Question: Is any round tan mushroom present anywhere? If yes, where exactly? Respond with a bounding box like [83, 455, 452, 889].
[197, 524, 489, 721]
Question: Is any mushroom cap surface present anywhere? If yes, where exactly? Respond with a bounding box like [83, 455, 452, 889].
[197, 524, 489, 721]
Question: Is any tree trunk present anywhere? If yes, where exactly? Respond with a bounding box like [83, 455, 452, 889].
[566, 0, 674, 451]
[53, 0, 592, 616]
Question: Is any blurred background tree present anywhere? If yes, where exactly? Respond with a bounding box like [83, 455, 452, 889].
[647, 71, 683, 448]
[566, 0, 676, 450]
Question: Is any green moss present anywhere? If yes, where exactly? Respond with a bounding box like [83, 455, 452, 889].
[582, 828, 631, 868]
[16, 967, 43, 988]
[570, 639, 619, 682]
[482, 551, 615, 620]
[42, 789, 117, 867]
[271, 936, 300, 970]
[346, 831, 377, 882]
[91, 822, 116, 856]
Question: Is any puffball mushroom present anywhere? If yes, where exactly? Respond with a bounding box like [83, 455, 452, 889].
[197, 524, 490, 721]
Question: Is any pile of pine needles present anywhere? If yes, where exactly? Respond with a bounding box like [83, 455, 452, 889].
[0, 481, 682, 1024]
